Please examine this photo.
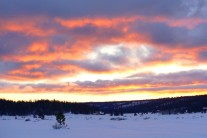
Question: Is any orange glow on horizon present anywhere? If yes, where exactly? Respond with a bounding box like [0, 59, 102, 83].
[0, 90, 206, 102]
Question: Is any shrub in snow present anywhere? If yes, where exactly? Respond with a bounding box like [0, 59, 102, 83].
[33, 114, 37, 118]
[25, 118, 31, 121]
[143, 117, 150, 120]
[110, 117, 126, 121]
[56, 112, 65, 125]
[53, 112, 67, 129]
[38, 113, 45, 120]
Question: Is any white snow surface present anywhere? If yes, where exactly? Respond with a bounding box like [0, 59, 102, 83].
[0, 113, 207, 138]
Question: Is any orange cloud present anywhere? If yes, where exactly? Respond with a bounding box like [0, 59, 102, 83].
[28, 41, 48, 53]
[55, 17, 136, 28]
[0, 18, 55, 36]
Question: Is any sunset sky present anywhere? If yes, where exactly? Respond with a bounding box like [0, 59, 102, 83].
[0, 0, 207, 102]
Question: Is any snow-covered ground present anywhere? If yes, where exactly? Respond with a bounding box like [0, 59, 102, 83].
[0, 113, 207, 138]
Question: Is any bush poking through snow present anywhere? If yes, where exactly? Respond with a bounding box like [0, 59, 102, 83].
[53, 112, 67, 129]
[143, 117, 150, 120]
[110, 117, 126, 121]
[56, 112, 65, 125]
[25, 118, 30, 121]
[38, 112, 45, 120]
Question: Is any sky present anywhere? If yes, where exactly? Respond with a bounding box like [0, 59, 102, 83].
[0, 0, 207, 102]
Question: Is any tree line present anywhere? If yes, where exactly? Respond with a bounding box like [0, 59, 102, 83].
[1, 95, 207, 116]
[0, 99, 99, 116]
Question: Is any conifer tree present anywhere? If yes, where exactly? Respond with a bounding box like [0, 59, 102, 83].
[56, 112, 65, 125]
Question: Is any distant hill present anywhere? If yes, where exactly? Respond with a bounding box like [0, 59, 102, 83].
[88, 95, 207, 115]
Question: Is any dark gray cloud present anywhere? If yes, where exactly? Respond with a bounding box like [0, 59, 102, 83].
[122, 84, 207, 92]
[0, 61, 22, 74]
[0, 81, 17, 88]
[198, 50, 207, 61]
[134, 22, 207, 47]
[76, 78, 151, 88]
[0, 60, 72, 80]
[76, 69, 207, 90]
[129, 69, 207, 83]
[157, 70, 207, 82]
[19, 83, 65, 91]
[60, 24, 126, 42]
[0, 0, 206, 18]
[0, 32, 36, 56]
[30, 63, 74, 79]
[49, 35, 68, 46]
[57, 60, 113, 72]
[97, 46, 130, 65]
[127, 72, 156, 78]
[136, 46, 172, 63]
[30, 64, 70, 78]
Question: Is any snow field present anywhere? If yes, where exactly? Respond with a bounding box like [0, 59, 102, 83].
[0, 113, 207, 138]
